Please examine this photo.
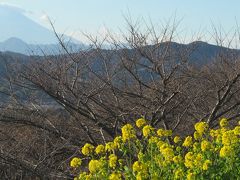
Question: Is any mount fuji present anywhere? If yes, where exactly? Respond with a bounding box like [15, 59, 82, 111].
[0, 4, 59, 44]
[0, 4, 85, 55]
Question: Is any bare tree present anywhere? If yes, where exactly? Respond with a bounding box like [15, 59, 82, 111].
[0, 20, 240, 178]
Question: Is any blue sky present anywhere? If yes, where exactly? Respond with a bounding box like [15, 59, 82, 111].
[0, 0, 240, 43]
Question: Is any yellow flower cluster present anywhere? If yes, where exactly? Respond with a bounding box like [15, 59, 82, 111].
[88, 159, 103, 173]
[173, 136, 181, 143]
[70, 157, 82, 168]
[132, 161, 148, 179]
[157, 128, 172, 137]
[109, 154, 117, 168]
[184, 152, 195, 168]
[183, 136, 193, 147]
[105, 142, 115, 152]
[234, 126, 240, 135]
[121, 124, 136, 142]
[222, 130, 238, 146]
[109, 172, 122, 180]
[132, 161, 143, 172]
[81, 143, 94, 156]
[71, 117, 240, 180]
[142, 125, 154, 137]
[161, 146, 175, 161]
[136, 118, 146, 128]
[113, 136, 122, 149]
[195, 121, 209, 136]
[220, 118, 228, 127]
[95, 144, 105, 154]
[219, 145, 233, 157]
[202, 160, 212, 170]
[201, 140, 211, 152]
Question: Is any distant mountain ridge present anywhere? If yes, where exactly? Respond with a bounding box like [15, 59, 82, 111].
[0, 40, 240, 102]
[0, 37, 87, 55]
[0, 4, 57, 44]
[155, 41, 240, 66]
[0, 39, 240, 61]
[0, 4, 83, 50]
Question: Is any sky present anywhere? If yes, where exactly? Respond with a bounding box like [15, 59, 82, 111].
[0, 0, 240, 44]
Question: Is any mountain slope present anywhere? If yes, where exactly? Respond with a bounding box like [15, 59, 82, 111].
[0, 41, 240, 102]
[0, 37, 87, 55]
[0, 4, 59, 44]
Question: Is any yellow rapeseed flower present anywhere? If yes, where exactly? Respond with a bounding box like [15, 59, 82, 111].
[78, 172, 87, 179]
[202, 160, 212, 170]
[81, 143, 94, 156]
[233, 126, 240, 135]
[173, 136, 181, 144]
[165, 130, 172, 136]
[173, 155, 182, 164]
[157, 129, 165, 137]
[132, 161, 142, 173]
[183, 136, 193, 147]
[161, 147, 175, 160]
[220, 118, 228, 127]
[174, 169, 184, 179]
[209, 129, 220, 138]
[121, 124, 136, 142]
[113, 136, 122, 149]
[157, 129, 172, 137]
[201, 140, 211, 152]
[219, 146, 233, 158]
[85, 174, 92, 180]
[159, 143, 169, 152]
[136, 173, 144, 180]
[70, 157, 82, 168]
[105, 142, 115, 152]
[95, 144, 105, 154]
[136, 118, 146, 128]
[74, 117, 240, 179]
[109, 172, 122, 180]
[212, 129, 222, 143]
[194, 153, 202, 167]
[78, 172, 93, 180]
[88, 160, 103, 173]
[142, 125, 154, 137]
[184, 152, 194, 168]
[194, 132, 201, 140]
[157, 140, 164, 149]
[221, 127, 228, 135]
[148, 136, 159, 144]
[187, 172, 195, 180]
[193, 142, 199, 152]
[222, 130, 238, 146]
[194, 121, 208, 135]
[109, 154, 118, 169]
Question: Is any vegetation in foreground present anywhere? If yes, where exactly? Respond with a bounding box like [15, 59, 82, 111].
[70, 118, 240, 179]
